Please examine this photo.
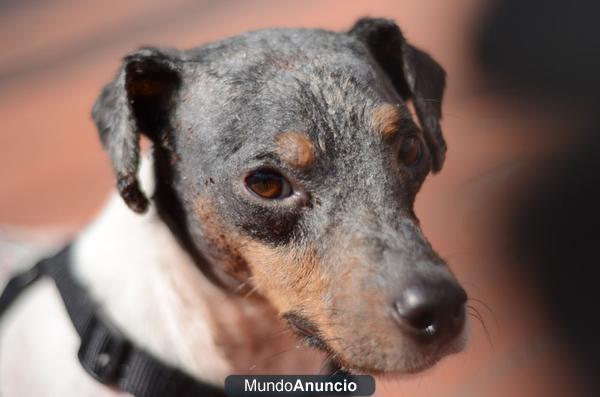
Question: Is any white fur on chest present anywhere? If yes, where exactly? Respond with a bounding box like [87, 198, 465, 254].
[0, 193, 232, 396]
[72, 192, 236, 383]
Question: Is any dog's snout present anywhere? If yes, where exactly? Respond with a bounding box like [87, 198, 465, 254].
[393, 280, 467, 344]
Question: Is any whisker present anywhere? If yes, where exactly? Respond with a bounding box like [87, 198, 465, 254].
[243, 284, 260, 299]
[467, 305, 493, 348]
[233, 278, 252, 294]
[319, 353, 335, 374]
[461, 281, 485, 295]
[329, 357, 347, 376]
[247, 345, 304, 371]
[468, 296, 500, 329]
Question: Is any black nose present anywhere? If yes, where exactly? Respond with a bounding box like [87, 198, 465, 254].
[393, 280, 467, 344]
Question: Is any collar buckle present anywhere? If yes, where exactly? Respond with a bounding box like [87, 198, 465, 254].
[78, 314, 132, 385]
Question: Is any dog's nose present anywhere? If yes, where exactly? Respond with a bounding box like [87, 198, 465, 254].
[393, 281, 467, 344]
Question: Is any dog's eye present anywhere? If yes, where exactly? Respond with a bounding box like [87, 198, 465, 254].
[398, 135, 422, 166]
[245, 171, 292, 199]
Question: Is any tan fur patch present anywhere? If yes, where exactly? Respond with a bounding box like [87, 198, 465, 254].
[239, 240, 323, 310]
[194, 197, 250, 280]
[276, 131, 315, 168]
[240, 240, 343, 340]
[371, 103, 402, 140]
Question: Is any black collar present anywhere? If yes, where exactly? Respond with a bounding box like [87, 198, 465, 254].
[0, 246, 227, 397]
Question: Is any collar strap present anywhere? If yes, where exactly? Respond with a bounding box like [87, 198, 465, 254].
[0, 246, 227, 397]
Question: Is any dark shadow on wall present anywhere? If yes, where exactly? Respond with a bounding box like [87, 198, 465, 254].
[477, 0, 600, 393]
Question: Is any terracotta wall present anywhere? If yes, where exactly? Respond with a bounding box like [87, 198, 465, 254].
[0, 1, 586, 395]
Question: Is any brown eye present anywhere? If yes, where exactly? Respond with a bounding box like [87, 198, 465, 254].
[398, 135, 422, 166]
[245, 171, 292, 199]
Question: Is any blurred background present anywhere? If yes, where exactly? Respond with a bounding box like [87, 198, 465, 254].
[1, 0, 598, 396]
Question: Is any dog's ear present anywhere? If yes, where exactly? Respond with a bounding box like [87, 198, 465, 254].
[92, 47, 181, 213]
[349, 18, 447, 172]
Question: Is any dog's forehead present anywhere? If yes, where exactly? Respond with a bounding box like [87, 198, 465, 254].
[176, 28, 407, 163]
[182, 28, 399, 108]
[184, 28, 377, 77]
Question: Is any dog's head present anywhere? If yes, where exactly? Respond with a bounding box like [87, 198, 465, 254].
[92, 18, 466, 374]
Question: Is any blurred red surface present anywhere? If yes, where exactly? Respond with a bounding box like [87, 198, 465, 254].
[0, 0, 587, 395]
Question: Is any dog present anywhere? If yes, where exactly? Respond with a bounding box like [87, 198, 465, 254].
[0, 17, 467, 396]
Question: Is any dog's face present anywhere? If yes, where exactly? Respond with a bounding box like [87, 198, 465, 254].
[93, 18, 466, 374]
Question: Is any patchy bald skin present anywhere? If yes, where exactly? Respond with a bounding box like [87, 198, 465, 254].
[276, 131, 316, 168]
[371, 103, 402, 140]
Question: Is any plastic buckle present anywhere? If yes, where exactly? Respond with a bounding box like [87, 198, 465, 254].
[78, 315, 131, 385]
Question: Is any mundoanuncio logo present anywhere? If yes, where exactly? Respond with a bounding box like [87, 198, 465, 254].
[225, 375, 375, 397]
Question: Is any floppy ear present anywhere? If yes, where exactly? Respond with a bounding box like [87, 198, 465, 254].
[92, 47, 181, 213]
[349, 18, 447, 172]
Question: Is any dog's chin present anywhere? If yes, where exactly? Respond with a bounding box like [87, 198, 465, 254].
[329, 327, 468, 378]
[332, 354, 439, 378]
[336, 350, 457, 379]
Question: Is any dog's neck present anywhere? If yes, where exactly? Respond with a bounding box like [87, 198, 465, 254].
[71, 160, 321, 386]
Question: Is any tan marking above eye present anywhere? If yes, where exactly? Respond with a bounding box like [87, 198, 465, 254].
[371, 103, 402, 140]
[276, 131, 315, 168]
